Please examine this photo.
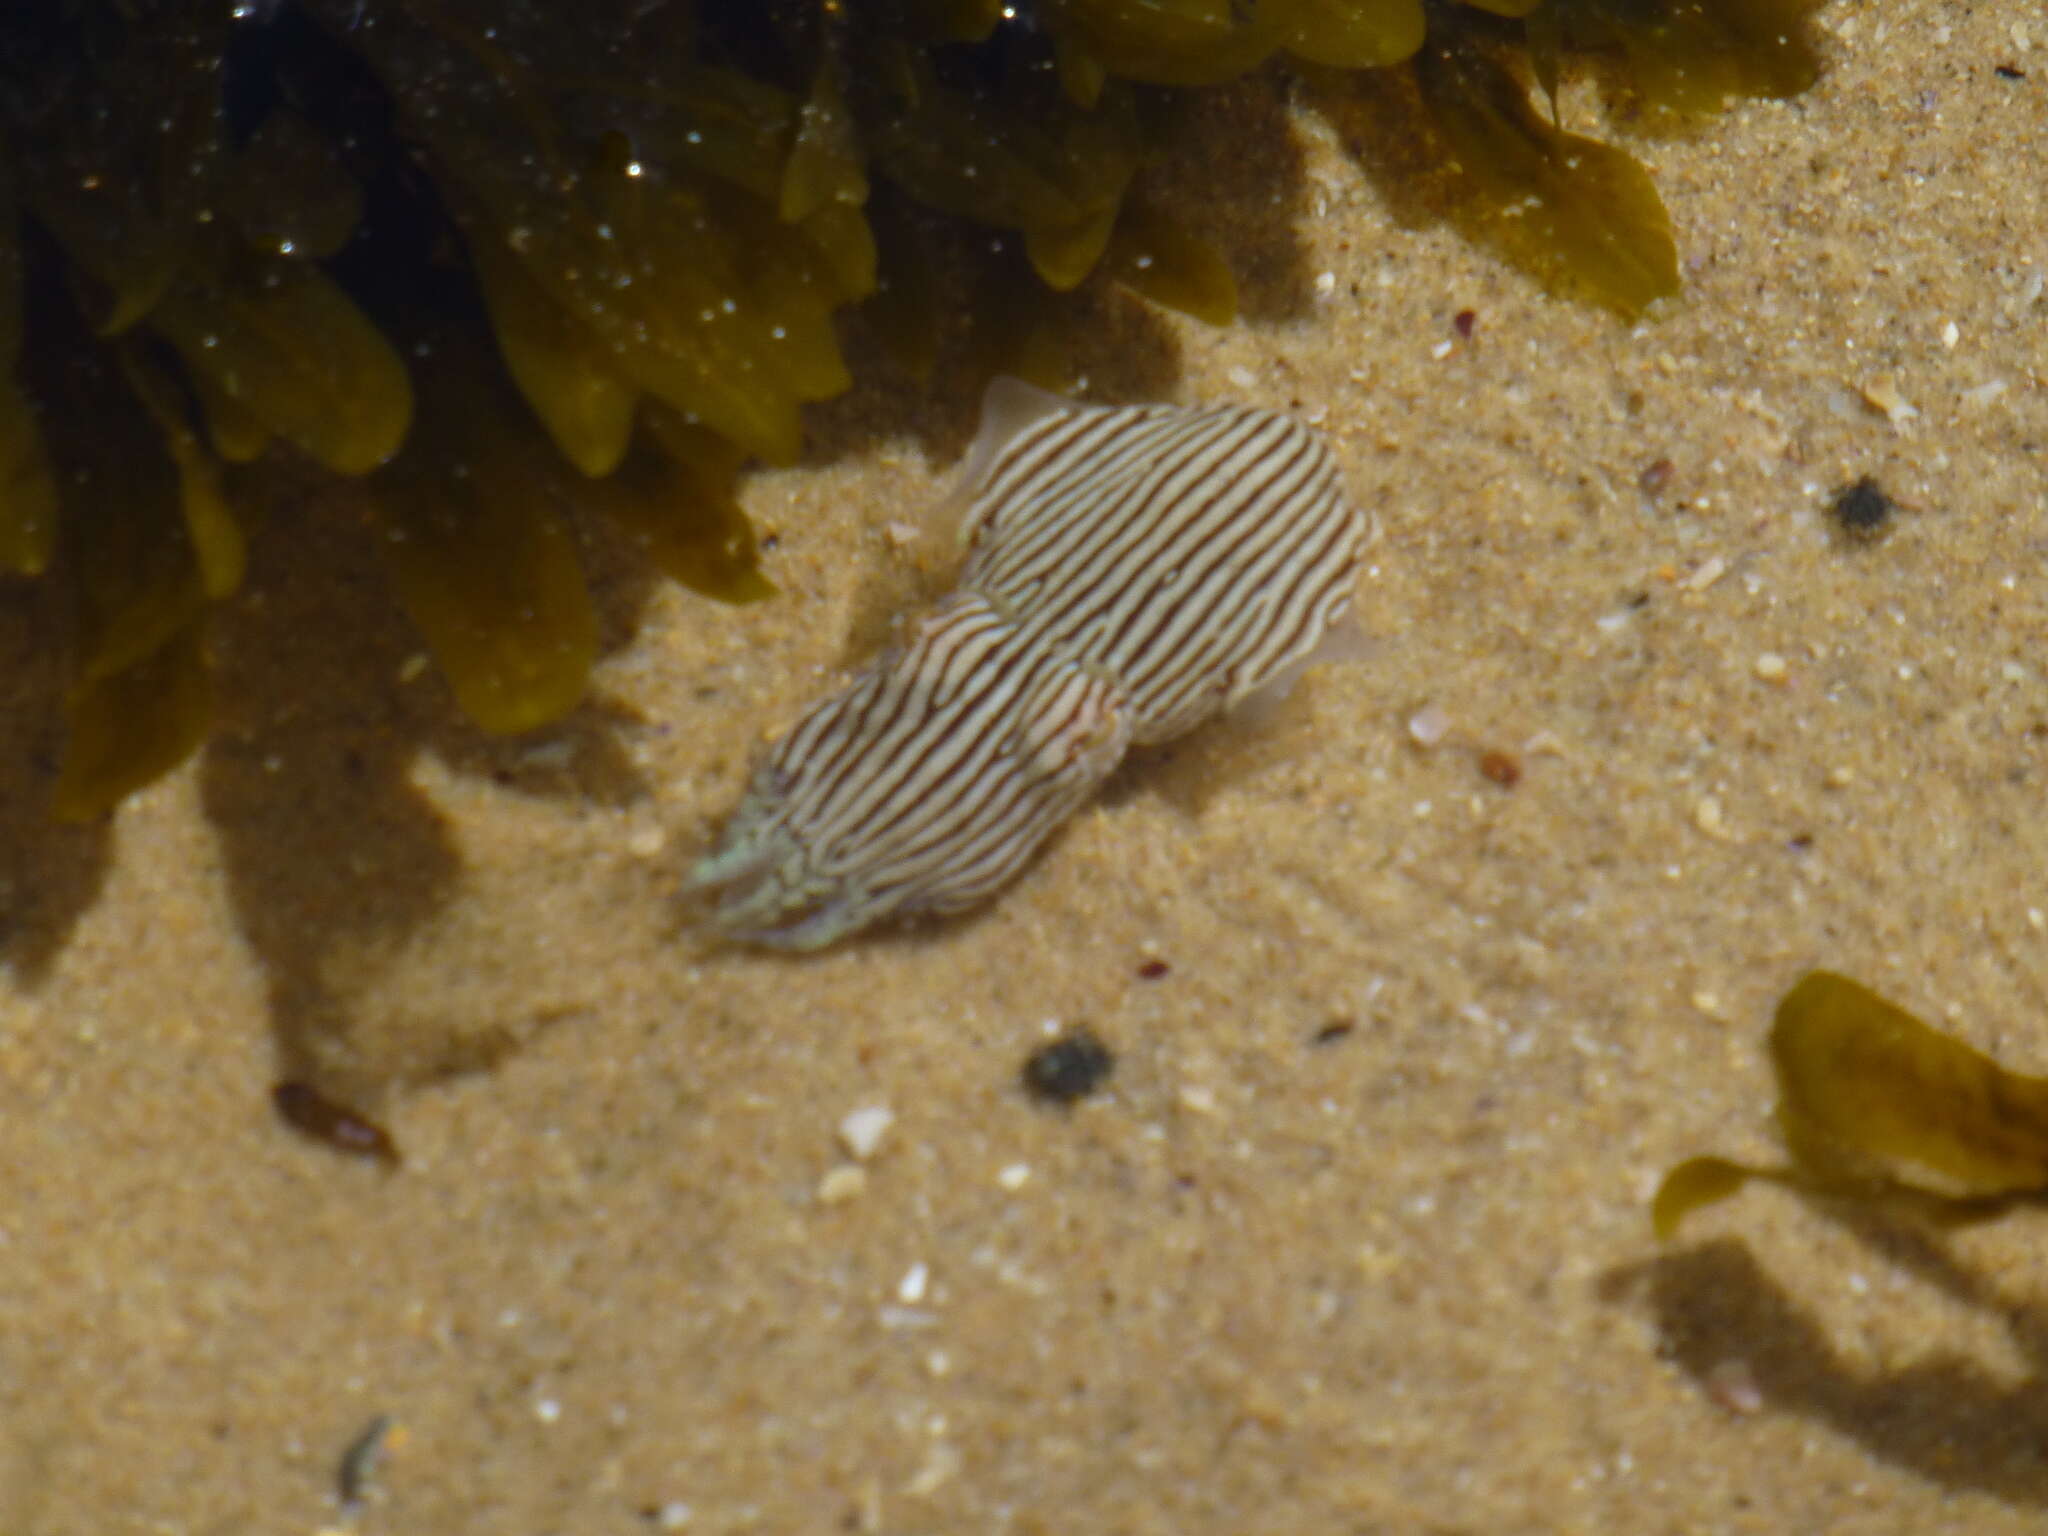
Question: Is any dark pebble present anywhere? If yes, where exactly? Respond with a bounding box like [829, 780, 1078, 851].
[1022, 1027, 1115, 1105]
[1829, 475, 1895, 537]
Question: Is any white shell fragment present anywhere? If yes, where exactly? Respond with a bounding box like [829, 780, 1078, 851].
[837, 1104, 895, 1161]
[692, 377, 1367, 949]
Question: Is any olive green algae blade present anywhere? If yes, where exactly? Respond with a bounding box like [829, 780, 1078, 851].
[1653, 972, 2048, 1240]
[469, 223, 641, 480]
[1102, 196, 1238, 326]
[866, 55, 1149, 292]
[219, 105, 365, 262]
[370, 341, 598, 737]
[63, 383, 211, 686]
[1652, 1155, 1785, 1241]
[148, 240, 414, 476]
[121, 344, 247, 600]
[54, 620, 214, 823]
[1771, 970, 2048, 1201]
[1039, 0, 1286, 87]
[781, 64, 870, 227]
[1555, 0, 1824, 125]
[187, 363, 273, 465]
[340, 10, 844, 468]
[590, 407, 777, 606]
[1281, 0, 1426, 70]
[1415, 32, 1678, 320]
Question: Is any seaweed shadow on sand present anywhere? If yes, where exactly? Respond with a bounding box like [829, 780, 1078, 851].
[0, 581, 108, 983]
[1604, 1213, 2048, 1507]
[197, 474, 658, 1104]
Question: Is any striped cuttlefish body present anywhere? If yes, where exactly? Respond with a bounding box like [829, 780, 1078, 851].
[692, 377, 1366, 949]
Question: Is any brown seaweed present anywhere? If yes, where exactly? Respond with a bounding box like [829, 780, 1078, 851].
[0, 0, 1830, 816]
[1654, 972, 2048, 1239]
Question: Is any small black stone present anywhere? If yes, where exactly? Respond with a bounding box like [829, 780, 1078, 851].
[1022, 1027, 1115, 1105]
[1829, 475, 1895, 537]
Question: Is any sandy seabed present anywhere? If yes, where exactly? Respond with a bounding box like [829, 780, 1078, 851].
[2, 2, 2045, 1532]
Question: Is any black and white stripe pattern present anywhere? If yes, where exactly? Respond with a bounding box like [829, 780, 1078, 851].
[962, 395, 1358, 743]
[693, 379, 1365, 949]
